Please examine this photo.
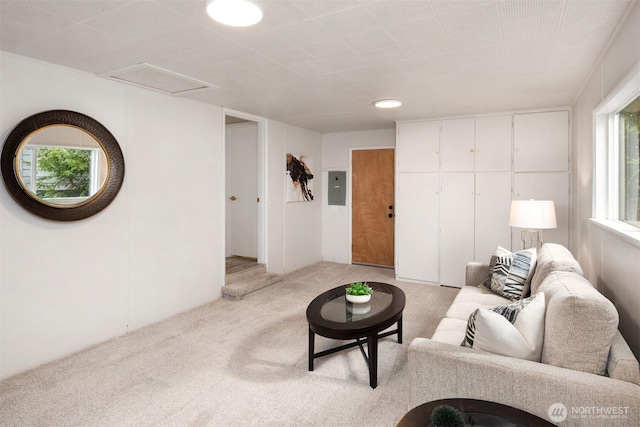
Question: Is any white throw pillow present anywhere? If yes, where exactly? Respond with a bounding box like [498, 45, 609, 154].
[483, 246, 537, 300]
[462, 292, 546, 361]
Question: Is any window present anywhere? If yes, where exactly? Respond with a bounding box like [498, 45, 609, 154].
[618, 95, 640, 226]
[593, 62, 640, 242]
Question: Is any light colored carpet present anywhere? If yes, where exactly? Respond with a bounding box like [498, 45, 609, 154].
[0, 262, 458, 427]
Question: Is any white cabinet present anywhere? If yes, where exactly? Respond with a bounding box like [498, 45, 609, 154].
[440, 174, 475, 287]
[397, 121, 440, 172]
[475, 115, 512, 172]
[396, 173, 439, 283]
[395, 110, 569, 287]
[442, 116, 512, 172]
[475, 173, 513, 261]
[440, 173, 512, 288]
[441, 118, 475, 171]
[514, 111, 569, 172]
[512, 173, 570, 248]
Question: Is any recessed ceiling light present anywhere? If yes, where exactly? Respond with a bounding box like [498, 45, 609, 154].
[374, 99, 402, 109]
[206, 0, 263, 27]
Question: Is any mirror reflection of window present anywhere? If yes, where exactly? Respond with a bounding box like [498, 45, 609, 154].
[16, 125, 108, 207]
[18, 146, 34, 191]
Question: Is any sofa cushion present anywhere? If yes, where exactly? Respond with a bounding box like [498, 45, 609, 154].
[607, 331, 640, 385]
[445, 286, 511, 321]
[540, 271, 618, 375]
[462, 292, 546, 361]
[483, 246, 537, 300]
[530, 243, 583, 294]
[431, 317, 467, 345]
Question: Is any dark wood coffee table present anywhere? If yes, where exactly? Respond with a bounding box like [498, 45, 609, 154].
[396, 398, 555, 427]
[306, 282, 405, 389]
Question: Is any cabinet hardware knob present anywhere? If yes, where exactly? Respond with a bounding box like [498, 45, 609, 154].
[475, 149, 480, 153]
[229, 195, 237, 201]
[469, 149, 474, 152]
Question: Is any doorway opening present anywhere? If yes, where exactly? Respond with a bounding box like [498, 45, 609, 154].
[224, 110, 267, 279]
[351, 148, 395, 269]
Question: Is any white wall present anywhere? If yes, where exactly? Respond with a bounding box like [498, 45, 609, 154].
[322, 129, 395, 264]
[266, 120, 323, 274]
[267, 121, 286, 273]
[0, 53, 225, 378]
[571, 2, 640, 358]
[283, 125, 324, 273]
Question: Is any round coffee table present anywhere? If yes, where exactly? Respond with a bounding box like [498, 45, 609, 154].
[396, 398, 555, 427]
[306, 282, 405, 389]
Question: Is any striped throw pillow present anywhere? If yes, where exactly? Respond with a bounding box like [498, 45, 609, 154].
[482, 246, 537, 300]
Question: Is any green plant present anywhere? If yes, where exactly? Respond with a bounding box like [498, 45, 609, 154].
[345, 282, 372, 296]
[35, 147, 91, 198]
[430, 405, 465, 427]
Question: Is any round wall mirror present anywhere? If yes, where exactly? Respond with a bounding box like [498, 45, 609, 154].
[1, 110, 125, 221]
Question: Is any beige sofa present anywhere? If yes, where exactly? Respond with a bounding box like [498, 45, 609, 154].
[408, 244, 640, 426]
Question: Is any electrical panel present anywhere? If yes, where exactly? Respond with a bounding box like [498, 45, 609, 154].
[328, 171, 346, 206]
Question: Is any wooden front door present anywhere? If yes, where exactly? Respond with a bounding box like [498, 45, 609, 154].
[352, 149, 395, 267]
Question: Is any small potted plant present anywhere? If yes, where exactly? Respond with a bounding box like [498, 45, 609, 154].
[345, 281, 373, 303]
[430, 405, 465, 427]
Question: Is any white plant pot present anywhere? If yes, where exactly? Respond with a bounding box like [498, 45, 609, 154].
[346, 294, 371, 304]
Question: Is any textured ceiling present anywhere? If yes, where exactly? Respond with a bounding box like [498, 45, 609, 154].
[0, 0, 633, 132]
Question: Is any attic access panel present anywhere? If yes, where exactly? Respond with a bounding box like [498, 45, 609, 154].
[99, 63, 219, 95]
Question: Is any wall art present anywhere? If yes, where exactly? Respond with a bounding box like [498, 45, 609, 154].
[286, 153, 314, 202]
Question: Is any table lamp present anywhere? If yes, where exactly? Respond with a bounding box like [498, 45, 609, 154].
[509, 199, 557, 249]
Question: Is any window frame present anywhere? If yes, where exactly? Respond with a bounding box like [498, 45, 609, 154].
[593, 62, 640, 245]
[616, 98, 640, 227]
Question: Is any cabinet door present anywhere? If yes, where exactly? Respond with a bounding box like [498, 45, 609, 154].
[441, 118, 475, 172]
[514, 111, 569, 172]
[397, 121, 440, 172]
[396, 173, 439, 283]
[475, 115, 512, 172]
[440, 173, 475, 288]
[512, 173, 569, 248]
[475, 173, 512, 262]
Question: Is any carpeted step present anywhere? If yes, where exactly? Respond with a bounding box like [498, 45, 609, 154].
[226, 263, 266, 284]
[222, 272, 283, 300]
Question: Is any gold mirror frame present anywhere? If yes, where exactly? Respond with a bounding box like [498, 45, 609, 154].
[1, 110, 125, 221]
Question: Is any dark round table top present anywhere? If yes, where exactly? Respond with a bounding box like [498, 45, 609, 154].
[306, 282, 405, 340]
[396, 398, 555, 427]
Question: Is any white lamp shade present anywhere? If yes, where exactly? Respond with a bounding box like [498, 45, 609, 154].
[509, 200, 557, 229]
